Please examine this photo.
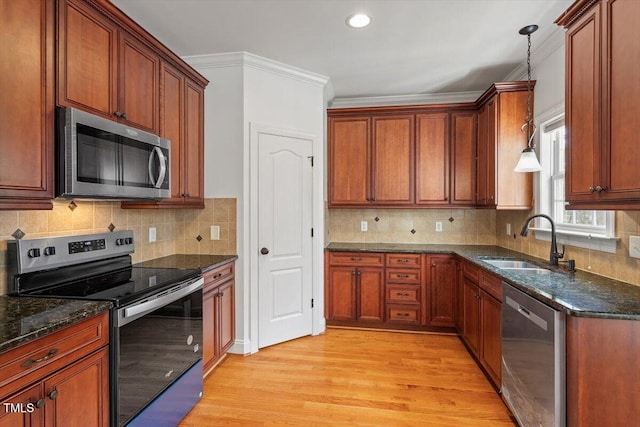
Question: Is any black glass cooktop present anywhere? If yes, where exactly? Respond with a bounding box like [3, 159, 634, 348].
[15, 256, 200, 307]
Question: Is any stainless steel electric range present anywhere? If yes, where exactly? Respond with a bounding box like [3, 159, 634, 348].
[7, 231, 203, 427]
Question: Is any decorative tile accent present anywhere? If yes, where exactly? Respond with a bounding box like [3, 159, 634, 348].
[196, 235, 203, 242]
[68, 201, 77, 211]
[410, 229, 416, 234]
[374, 217, 380, 222]
[11, 229, 25, 240]
[108, 223, 116, 232]
[449, 217, 455, 222]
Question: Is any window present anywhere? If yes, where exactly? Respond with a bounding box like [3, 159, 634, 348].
[535, 109, 617, 253]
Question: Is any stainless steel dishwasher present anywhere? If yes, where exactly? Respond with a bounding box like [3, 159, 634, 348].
[502, 282, 566, 427]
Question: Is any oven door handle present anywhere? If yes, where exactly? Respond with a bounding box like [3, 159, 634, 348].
[118, 277, 203, 327]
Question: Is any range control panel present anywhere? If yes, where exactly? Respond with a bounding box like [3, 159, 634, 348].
[8, 230, 135, 274]
[69, 238, 107, 254]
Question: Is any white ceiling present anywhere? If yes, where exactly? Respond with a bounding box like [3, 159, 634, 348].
[112, 0, 572, 100]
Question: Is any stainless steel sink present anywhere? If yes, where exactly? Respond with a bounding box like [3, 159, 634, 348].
[482, 259, 541, 269]
[481, 259, 551, 274]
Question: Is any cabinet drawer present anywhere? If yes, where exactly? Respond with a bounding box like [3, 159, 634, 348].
[204, 261, 235, 290]
[328, 252, 384, 267]
[462, 260, 479, 282]
[386, 284, 420, 305]
[386, 269, 421, 284]
[0, 312, 109, 398]
[480, 270, 502, 300]
[386, 305, 421, 325]
[386, 253, 421, 269]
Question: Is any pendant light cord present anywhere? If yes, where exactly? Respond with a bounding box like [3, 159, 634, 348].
[525, 32, 535, 148]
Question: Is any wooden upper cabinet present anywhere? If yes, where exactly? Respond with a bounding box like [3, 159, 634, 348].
[160, 62, 185, 201]
[57, 0, 116, 119]
[58, 0, 159, 134]
[183, 80, 205, 205]
[559, 0, 640, 209]
[451, 111, 477, 205]
[476, 84, 532, 210]
[328, 116, 370, 206]
[372, 115, 414, 204]
[416, 113, 449, 205]
[118, 32, 159, 133]
[0, 0, 55, 210]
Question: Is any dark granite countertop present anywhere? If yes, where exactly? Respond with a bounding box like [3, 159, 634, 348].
[325, 242, 640, 320]
[135, 254, 237, 273]
[0, 296, 111, 353]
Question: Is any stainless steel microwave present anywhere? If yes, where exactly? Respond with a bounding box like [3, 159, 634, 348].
[56, 107, 170, 200]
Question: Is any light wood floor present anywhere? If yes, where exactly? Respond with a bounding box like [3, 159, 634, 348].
[180, 328, 516, 426]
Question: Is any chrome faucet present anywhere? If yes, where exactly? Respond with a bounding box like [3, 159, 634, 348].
[520, 214, 564, 266]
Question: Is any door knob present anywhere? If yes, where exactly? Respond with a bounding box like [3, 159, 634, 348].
[260, 247, 269, 255]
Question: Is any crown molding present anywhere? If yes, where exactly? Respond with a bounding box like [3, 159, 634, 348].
[329, 90, 484, 109]
[183, 51, 330, 88]
[503, 26, 565, 81]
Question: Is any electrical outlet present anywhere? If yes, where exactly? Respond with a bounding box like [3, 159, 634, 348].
[506, 223, 511, 235]
[361, 221, 368, 232]
[210, 225, 220, 240]
[629, 236, 640, 258]
[435, 221, 443, 232]
[148, 227, 156, 243]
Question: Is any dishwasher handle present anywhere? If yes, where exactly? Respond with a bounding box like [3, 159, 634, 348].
[505, 295, 548, 331]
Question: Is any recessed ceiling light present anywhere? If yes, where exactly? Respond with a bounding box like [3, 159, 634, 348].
[346, 13, 371, 29]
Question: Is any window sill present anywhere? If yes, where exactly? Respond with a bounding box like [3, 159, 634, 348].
[530, 227, 619, 254]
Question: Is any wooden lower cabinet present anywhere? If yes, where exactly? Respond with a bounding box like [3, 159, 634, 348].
[426, 255, 457, 327]
[479, 290, 501, 386]
[326, 266, 384, 323]
[358, 268, 385, 322]
[566, 316, 640, 427]
[203, 262, 236, 376]
[458, 261, 502, 388]
[0, 313, 109, 427]
[461, 276, 481, 356]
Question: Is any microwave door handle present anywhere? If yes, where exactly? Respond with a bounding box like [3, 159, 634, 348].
[147, 146, 167, 188]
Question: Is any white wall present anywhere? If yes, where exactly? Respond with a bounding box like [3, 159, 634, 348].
[186, 52, 328, 354]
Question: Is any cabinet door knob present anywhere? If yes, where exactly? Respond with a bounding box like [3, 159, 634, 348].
[444, 196, 448, 201]
[260, 247, 269, 255]
[589, 186, 596, 193]
[431, 263, 436, 267]
[48, 390, 58, 400]
[595, 185, 605, 192]
[35, 398, 45, 408]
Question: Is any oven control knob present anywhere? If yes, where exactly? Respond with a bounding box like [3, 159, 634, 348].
[43, 246, 56, 256]
[116, 238, 124, 246]
[27, 248, 41, 258]
[125, 237, 133, 245]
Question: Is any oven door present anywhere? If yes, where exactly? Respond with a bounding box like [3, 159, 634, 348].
[114, 277, 203, 427]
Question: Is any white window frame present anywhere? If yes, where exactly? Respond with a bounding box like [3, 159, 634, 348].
[533, 104, 618, 253]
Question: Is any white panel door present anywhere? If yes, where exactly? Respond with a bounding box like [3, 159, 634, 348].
[258, 131, 313, 348]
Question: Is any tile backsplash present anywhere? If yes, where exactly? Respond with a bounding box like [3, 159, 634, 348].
[0, 198, 237, 295]
[327, 208, 497, 245]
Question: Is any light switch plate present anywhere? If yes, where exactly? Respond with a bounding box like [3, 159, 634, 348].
[360, 221, 368, 232]
[148, 227, 157, 243]
[210, 225, 220, 240]
[435, 222, 443, 232]
[506, 223, 511, 235]
[629, 236, 640, 258]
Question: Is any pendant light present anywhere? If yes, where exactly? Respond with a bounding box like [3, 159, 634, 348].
[514, 24, 542, 172]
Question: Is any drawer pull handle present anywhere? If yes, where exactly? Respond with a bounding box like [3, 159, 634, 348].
[396, 274, 410, 278]
[397, 259, 409, 263]
[48, 390, 58, 400]
[396, 292, 410, 296]
[350, 257, 363, 262]
[21, 348, 58, 368]
[398, 313, 409, 317]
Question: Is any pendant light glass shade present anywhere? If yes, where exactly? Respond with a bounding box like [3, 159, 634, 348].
[514, 24, 541, 173]
[514, 147, 542, 172]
